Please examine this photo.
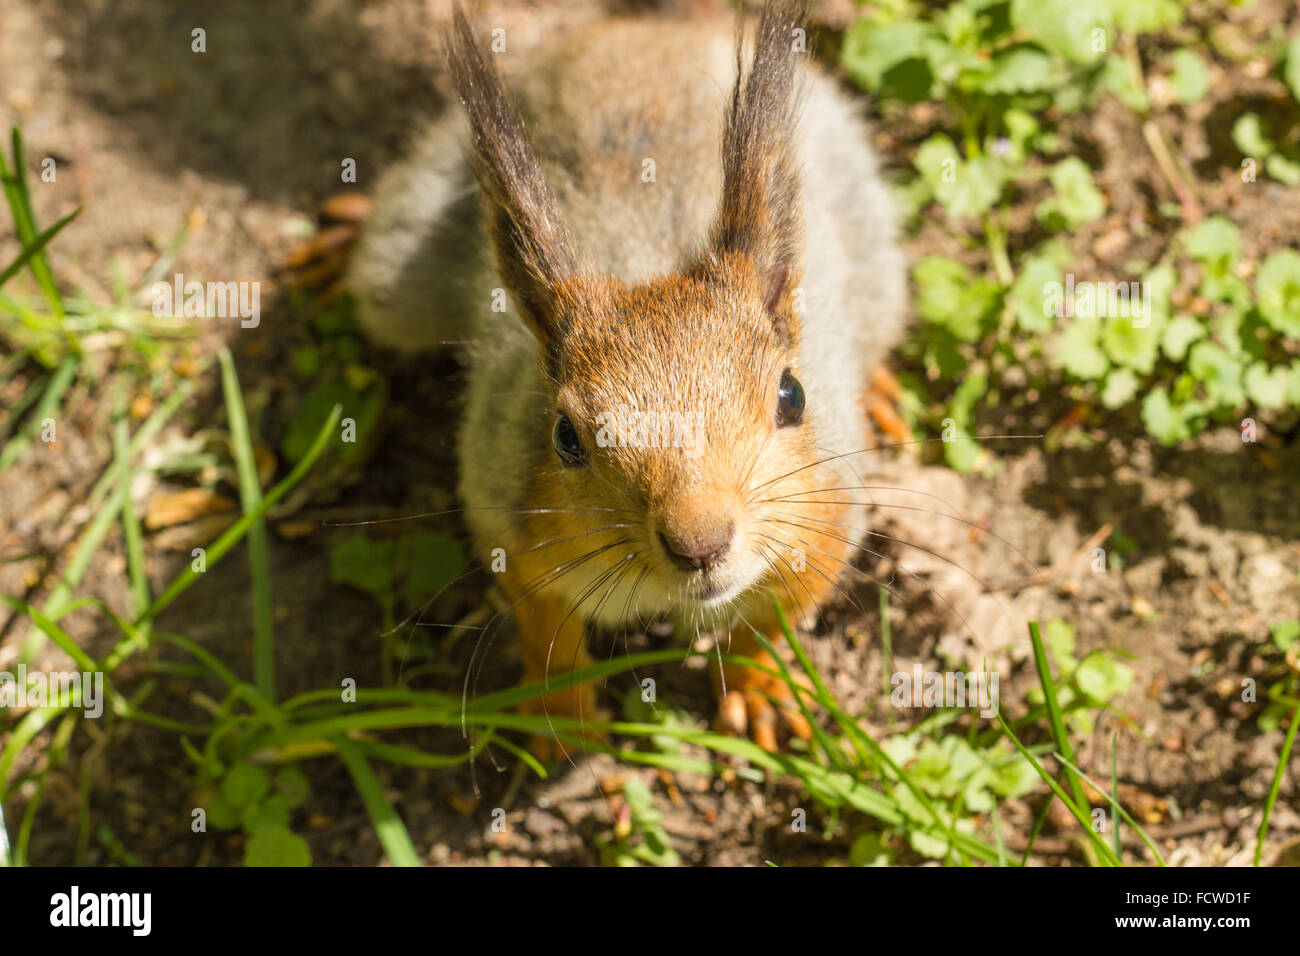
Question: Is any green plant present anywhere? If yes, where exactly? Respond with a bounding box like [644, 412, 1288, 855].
[329, 533, 464, 633]
[842, 2, 1299, 462]
[195, 762, 313, 866]
[1257, 618, 1299, 734]
[0, 99, 1197, 872]
[597, 777, 680, 866]
[1026, 618, 1135, 736]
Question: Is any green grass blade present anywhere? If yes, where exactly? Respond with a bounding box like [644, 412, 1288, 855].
[333, 735, 421, 867]
[120, 496, 150, 621]
[140, 403, 341, 623]
[0, 353, 76, 473]
[991, 803, 1007, 866]
[84, 377, 196, 515]
[1054, 751, 1165, 866]
[218, 348, 275, 700]
[1028, 620, 1089, 811]
[467, 648, 695, 712]
[13, 712, 78, 867]
[14, 772, 47, 867]
[1255, 701, 1300, 866]
[766, 599, 969, 860]
[20, 385, 129, 660]
[0, 800, 10, 866]
[1110, 731, 1121, 858]
[0, 365, 47, 443]
[1, 597, 100, 673]
[488, 734, 549, 779]
[0, 206, 82, 288]
[753, 612, 850, 771]
[114, 418, 151, 631]
[995, 710, 1121, 866]
[0, 706, 62, 798]
[1, 126, 65, 316]
[349, 737, 487, 769]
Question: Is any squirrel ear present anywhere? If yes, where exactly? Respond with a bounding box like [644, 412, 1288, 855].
[709, 0, 806, 340]
[446, 4, 577, 344]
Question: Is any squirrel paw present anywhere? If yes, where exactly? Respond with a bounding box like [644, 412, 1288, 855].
[282, 192, 372, 300]
[712, 646, 814, 753]
[866, 365, 913, 445]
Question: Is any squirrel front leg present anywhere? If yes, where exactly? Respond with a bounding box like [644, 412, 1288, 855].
[498, 563, 609, 760]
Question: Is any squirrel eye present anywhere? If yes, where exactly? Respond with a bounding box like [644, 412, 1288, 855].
[776, 369, 805, 427]
[552, 413, 587, 466]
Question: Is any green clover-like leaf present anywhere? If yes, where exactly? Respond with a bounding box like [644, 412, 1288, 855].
[1231, 113, 1273, 159]
[1256, 249, 1300, 337]
[1182, 216, 1241, 273]
[1102, 313, 1161, 374]
[329, 535, 397, 601]
[1285, 35, 1300, 103]
[1012, 0, 1112, 65]
[914, 255, 1002, 341]
[1243, 363, 1291, 410]
[1141, 387, 1204, 445]
[1108, 0, 1184, 34]
[1160, 315, 1205, 362]
[1011, 255, 1063, 333]
[1168, 49, 1210, 104]
[1265, 153, 1300, 186]
[1100, 368, 1140, 409]
[1188, 341, 1245, 409]
[984, 47, 1056, 94]
[244, 825, 312, 867]
[1037, 157, 1106, 229]
[1055, 315, 1109, 379]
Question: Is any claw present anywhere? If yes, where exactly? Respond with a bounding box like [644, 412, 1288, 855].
[283, 192, 374, 293]
[321, 191, 373, 223]
[715, 689, 749, 737]
[779, 704, 812, 742]
[713, 640, 818, 752]
[746, 692, 778, 753]
[866, 365, 913, 444]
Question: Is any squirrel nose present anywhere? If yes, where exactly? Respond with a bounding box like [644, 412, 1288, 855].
[658, 521, 734, 573]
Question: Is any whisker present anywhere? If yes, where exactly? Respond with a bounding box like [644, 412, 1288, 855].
[460, 536, 631, 739]
[756, 541, 803, 617]
[753, 531, 873, 622]
[762, 512, 1007, 598]
[539, 554, 637, 768]
[609, 563, 653, 702]
[760, 495, 1043, 581]
[323, 503, 637, 528]
[746, 433, 1043, 497]
[763, 524, 992, 655]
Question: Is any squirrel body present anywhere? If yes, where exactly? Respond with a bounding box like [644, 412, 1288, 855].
[349, 3, 906, 750]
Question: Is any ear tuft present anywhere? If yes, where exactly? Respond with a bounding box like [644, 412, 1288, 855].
[710, 0, 807, 335]
[446, 3, 578, 343]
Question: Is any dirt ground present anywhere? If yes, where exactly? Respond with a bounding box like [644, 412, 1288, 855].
[1, 0, 1298, 866]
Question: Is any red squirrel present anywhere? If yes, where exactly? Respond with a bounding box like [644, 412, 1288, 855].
[349, 1, 907, 753]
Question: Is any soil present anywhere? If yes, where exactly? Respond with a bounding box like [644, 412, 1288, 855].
[1, 0, 1297, 867]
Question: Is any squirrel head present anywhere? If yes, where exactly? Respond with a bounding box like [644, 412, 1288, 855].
[449, 2, 835, 613]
